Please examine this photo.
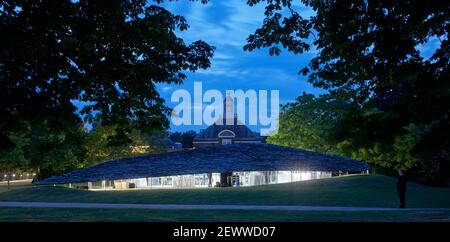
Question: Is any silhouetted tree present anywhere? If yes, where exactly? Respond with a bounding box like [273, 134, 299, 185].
[246, 0, 449, 184]
[0, 0, 213, 178]
[169, 130, 197, 148]
[181, 130, 197, 148]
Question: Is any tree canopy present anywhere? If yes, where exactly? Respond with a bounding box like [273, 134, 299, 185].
[0, 0, 213, 178]
[267, 92, 350, 155]
[247, 0, 449, 184]
[1, 0, 213, 148]
[84, 122, 167, 168]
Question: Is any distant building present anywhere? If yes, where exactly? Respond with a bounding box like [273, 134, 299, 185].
[193, 96, 262, 148]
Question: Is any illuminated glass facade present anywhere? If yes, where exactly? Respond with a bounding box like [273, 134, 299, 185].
[68, 170, 334, 190]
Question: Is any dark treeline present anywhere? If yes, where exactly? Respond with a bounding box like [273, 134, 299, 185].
[252, 1, 449, 185]
[168, 130, 197, 149]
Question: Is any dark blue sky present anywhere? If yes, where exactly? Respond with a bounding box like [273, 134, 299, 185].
[157, 1, 323, 132]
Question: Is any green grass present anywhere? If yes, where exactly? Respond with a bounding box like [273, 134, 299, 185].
[1, 175, 450, 208]
[0, 207, 450, 221]
[1, 175, 450, 221]
[0, 183, 30, 193]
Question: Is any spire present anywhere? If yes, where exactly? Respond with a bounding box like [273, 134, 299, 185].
[223, 93, 234, 125]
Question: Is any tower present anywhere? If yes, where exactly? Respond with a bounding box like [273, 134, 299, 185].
[223, 93, 234, 125]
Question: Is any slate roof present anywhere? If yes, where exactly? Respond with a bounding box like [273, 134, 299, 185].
[34, 143, 369, 185]
[194, 117, 260, 141]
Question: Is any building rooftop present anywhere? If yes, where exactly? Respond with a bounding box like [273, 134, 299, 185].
[34, 143, 370, 185]
[193, 95, 261, 141]
[194, 117, 260, 141]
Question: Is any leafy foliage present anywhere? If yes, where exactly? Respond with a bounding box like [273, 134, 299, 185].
[85, 123, 167, 166]
[0, 0, 213, 147]
[247, 0, 449, 184]
[0, 120, 86, 180]
[0, 0, 213, 178]
[267, 93, 349, 154]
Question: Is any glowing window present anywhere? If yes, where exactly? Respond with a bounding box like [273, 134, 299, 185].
[221, 139, 232, 145]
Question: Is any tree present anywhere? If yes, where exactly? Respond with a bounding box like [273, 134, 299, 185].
[84, 122, 167, 166]
[0, 0, 213, 146]
[181, 130, 197, 148]
[168, 132, 182, 143]
[246, 1, 449, 184]
[169, 130, 197, 148]
[0, 133, 29, 173]
[267, 92, 350, 154]
[0, 0, 213, 178]
[0, 120, 87, 180]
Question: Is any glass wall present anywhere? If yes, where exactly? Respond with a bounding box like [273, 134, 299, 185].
[83, 170, 333, 190]
[232, 171, 332, 187]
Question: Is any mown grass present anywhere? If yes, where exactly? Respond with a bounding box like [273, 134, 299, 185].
[1, 175, 450, 208]
[1, 207, 450, 222]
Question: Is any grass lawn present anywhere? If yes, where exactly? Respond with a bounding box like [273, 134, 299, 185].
[0, 182, 31, 193]
[1, 174, 450, 208]
[1, 174, 450, 221]
[1, 207, 450, 222]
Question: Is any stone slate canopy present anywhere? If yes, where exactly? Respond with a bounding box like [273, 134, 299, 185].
[34, 143, 370, 185]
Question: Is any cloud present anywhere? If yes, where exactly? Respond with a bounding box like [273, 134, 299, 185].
[167, 0, 264, 48]
[195, 59, 249, 77]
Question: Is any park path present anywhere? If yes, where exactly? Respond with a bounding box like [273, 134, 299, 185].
[1, 201, 450, 211]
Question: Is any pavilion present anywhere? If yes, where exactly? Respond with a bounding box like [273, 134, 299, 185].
[34, 143, 370, 190]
